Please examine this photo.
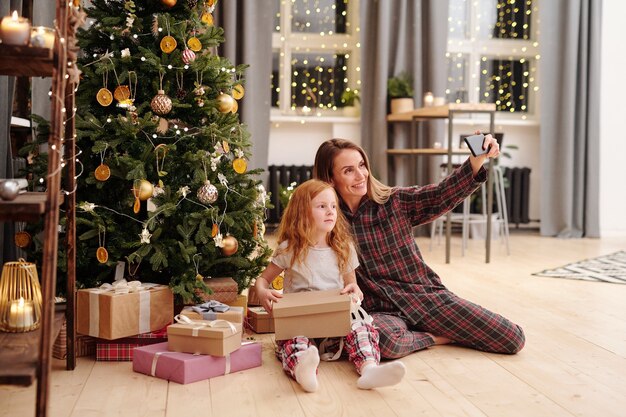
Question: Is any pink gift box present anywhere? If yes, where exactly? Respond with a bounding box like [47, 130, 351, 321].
[132, 341, 261, 384]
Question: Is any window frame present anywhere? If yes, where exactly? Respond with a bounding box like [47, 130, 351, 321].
[271, 0, 361, 119]
[446, 0, 541, 121]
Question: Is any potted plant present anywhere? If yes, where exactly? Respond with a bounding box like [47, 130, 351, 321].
[340, 89, 360, 117]
[387, 72, 414, 114]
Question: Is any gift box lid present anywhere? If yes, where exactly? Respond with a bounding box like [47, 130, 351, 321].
[248, 306, 272, 317]
[272, 289, 350, 318]
[167, 319, 242, 339]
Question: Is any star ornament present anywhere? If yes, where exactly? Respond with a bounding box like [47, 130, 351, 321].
[139, 227, 152, 244]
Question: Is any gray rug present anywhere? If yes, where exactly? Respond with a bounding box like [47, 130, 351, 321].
[532, 251, 626, 284]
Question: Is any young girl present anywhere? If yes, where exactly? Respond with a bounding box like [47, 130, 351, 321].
[255, 179, 406, 393]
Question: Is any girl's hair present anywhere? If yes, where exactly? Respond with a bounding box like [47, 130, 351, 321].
[313, 138, 394, 204]
[276, 179, 356, 274]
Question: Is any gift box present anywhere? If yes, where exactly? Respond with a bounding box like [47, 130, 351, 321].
[77, 282, 173, 340]
[247, 306, 274, 334]
[95, 326, 169, 361]
[226, 293, 248, 316]
[195, 277, 238, 304]
[167, 317, 242, 356]
[179, 301, 244, 325]
[272, 289, 351, 340]
[53, 320, 96, 359]
[133, 341, 262, 385]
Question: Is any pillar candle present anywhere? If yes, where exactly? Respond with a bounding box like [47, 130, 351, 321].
[0, 11, 31, 46]
[8, 297, 34, 330]
[423, 91, 434, 107]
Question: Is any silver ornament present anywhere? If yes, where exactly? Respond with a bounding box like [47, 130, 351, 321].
[0, 180, 20, 201]
[197, 180, 218, 204]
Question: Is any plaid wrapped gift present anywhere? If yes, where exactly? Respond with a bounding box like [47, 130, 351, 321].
[96, 326, 168, 361]
[195, 277, 238, 304]
[53, 320, 96, 359]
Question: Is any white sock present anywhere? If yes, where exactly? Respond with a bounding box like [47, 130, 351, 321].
[356, 361, 406, 390]
[294, 346, 320, 393]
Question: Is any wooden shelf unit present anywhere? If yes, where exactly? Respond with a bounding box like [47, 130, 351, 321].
[0, 2, 77, 416]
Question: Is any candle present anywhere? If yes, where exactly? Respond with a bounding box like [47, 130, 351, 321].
[0, 11, 31, 46]
[8, 297, 34, 331]
[30, 26, 55, 49]
[423, 91, 434, 107]
[433, 97, 446, 106]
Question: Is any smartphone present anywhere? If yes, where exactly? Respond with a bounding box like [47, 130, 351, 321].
[463, 134, 490, 157]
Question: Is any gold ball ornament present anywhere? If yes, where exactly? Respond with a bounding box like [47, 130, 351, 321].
[233, 157, 247, 174]
[161, 0, 177, 8]
[151, 90, 172, 115]
[160, 35, 177, 53]
[216, 92, 234, 113]
[134, 180, 154, 201]
[221, 235, 238, 256]
[230, 99, 238, 113]
[197, 180, 218, 204]
[97, 88, 113, 106]
[232, 84, 245, 100]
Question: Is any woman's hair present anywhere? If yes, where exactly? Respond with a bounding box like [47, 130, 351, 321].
[313, 138, 394, 204]
[276, 179, 356, 274]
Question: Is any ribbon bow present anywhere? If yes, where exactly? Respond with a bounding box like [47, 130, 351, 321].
[174, 314, 237, 337]
[191, 300, 230, 314]
[98, 279, 149, 294]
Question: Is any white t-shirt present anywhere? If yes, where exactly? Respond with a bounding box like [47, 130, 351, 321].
[271, 241, 359, 293]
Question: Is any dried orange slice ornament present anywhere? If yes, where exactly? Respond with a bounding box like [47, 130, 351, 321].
[96, 247, 109, 263]
[96, 88, 113, 106]
[201, 12, 214, 25]
[233, 157, 247, 174]
[271, 275, 284, 291]
[95, 164, 111, 181]
[14, 231, 32, 248]
[187, 37, 202, 52]
[160, 35, 177, 53]
[232, 84, 245, 100]
[113, 85, 130, 102]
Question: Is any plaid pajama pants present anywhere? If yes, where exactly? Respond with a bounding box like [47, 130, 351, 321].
[372, 290, 525, 359]
[276, 322, 380, 379]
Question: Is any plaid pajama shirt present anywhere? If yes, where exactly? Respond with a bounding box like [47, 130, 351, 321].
[276, 321, 380, 379]
[342, 160, 525, 358]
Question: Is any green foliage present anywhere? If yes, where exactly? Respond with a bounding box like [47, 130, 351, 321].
[21, 0, 271, 302]
[278, 181, 298, 209]
[387, 72, 414, 98]
[340, 89, 360, 107]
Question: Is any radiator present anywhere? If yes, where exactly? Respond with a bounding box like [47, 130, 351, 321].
[267, 165, 314, 224]
[503, 167, 531, 226]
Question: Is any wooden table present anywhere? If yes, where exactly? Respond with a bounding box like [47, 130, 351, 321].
[386, 103, 496, 263]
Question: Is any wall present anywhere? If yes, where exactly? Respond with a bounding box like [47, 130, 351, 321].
[599, 0, 626, 237]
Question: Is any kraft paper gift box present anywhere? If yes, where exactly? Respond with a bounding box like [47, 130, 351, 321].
[226, 293, 248, 316]
[95, 326, 168, 361]
[77, 282, 173, 340]
[247, 306, 274, 334]
[195, 277, 238, 304]
[132, 341, 262, 385]
[272, 289, 351, 340]
[167, 316, 242, 356]
[179, 300, 244, 325]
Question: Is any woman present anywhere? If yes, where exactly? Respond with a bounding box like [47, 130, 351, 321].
[313, 137, 525, 358]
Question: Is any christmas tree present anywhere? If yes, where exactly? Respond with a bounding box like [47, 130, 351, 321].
[67, 0, 271, 302]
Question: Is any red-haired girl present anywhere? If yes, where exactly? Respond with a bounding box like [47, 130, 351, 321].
[255, 179, 406, 393]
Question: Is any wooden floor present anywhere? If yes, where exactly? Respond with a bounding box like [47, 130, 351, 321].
[1, 231, 625, 417]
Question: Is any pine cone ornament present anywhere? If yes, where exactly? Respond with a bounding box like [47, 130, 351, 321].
[182, 48, 196, 64]
[151, 90, 172, 115]
[197, 180, 218, 204]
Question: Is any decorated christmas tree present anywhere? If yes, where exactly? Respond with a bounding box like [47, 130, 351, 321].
[67, 0, 271, 302]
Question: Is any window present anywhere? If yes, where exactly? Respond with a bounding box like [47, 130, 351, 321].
[447, 0, 540, 119]
[271, 0, 361, 116]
